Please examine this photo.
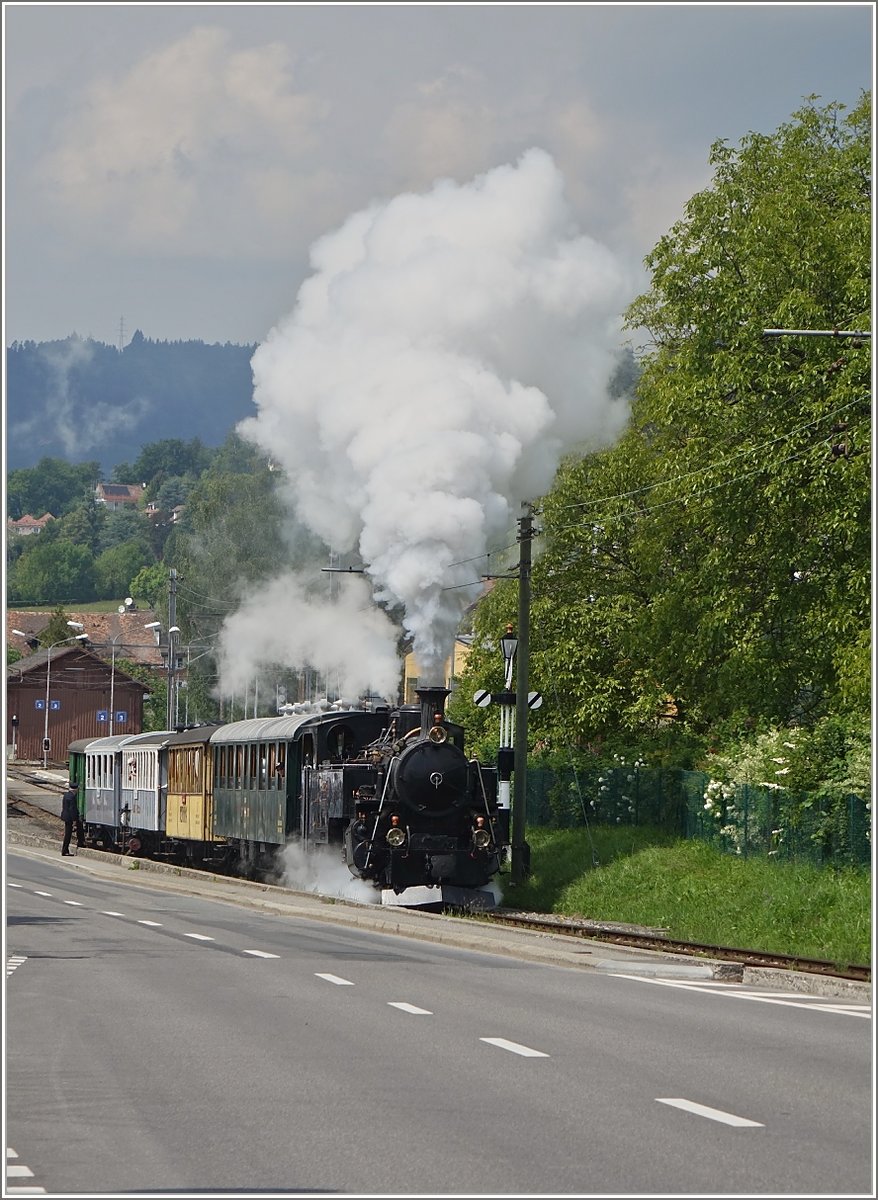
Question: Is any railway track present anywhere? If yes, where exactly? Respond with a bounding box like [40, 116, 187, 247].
[8, 769, 870, 985]
[480, 909, 871, 984]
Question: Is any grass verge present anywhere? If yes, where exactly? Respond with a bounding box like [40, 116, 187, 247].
[501, 826, 871, 968]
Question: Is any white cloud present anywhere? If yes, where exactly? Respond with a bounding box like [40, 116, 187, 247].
[35, 26, 326, 252]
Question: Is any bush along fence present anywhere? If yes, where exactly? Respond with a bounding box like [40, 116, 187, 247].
[525, 762, 871, 869]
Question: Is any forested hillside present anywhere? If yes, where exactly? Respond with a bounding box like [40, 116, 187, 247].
[5, 331, 256, 473]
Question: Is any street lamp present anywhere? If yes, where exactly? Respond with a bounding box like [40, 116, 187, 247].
[145, 622, 182, 729]
[500, 624, 518, 690]
[98, 634, 125, 736]
[11, 628, 89, 769]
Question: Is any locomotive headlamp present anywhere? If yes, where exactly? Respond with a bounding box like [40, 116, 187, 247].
[472, 827, 493, 851]
[386, 826, 407, 847]
[427, 724, 448, 744]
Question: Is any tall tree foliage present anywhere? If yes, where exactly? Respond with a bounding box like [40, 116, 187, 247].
[7, 458, 100, 520]
[620, 94, 870, 734]
[455, 95, 871, 762]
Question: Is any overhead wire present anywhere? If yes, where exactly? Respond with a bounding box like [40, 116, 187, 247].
[549, 396, 868, 516]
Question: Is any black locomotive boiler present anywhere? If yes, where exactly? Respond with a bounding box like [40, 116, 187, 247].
[335, 686, 507, 906]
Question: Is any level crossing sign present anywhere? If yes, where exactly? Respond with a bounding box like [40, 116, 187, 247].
[473, 689, 542, 708]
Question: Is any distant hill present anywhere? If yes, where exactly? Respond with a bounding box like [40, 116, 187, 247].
[6, 332, 257, 473]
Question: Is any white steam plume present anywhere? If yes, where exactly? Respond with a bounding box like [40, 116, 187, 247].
[277, 839, 381, 904]
[217, 571, 400, 700]
[230, 147, 632, 688]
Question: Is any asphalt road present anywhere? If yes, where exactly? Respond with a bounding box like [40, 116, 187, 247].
[5, 844, 873, 1197]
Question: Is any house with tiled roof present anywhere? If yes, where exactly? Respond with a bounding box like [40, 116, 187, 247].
[7, 512, 55, 536]
[94, 483, 145, 511]
[7, 610, 165, 669]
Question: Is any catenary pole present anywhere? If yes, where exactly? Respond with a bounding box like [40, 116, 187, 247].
[511, 502, 533, 884]
[166, 568, 178, 730]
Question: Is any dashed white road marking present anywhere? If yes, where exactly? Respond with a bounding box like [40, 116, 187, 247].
[101, 911, 125, 917]
[611, 974, 871, 1017]
[63, 900, 83, 906]
[657, 1098, 764, 1127]
[315, 973, 354, 986]
[242, 949, 280, 958]
[33, 892, 52, 897]
[8, 883, 23, 888]
[5, 1152, 45, 1195]
[183, 933, 214, 941]
[137, 920, 163, 927]
[480, 1037, 549, 1058]
[388, 1002, 432, 1014]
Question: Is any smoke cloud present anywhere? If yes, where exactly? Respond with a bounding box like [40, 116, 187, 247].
[229, 147, 632, 691]
[217, 570, 401, 700]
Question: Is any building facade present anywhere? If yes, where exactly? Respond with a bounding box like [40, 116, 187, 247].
[7, 645, 147, 765]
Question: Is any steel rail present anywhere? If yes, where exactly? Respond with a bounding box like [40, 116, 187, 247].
[479, 909, 871, 984]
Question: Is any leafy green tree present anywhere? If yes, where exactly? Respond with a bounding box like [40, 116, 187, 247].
[9, 540, 95, 605]
[205, 431, 268, 476]
[94, 539, 152, 599]
[456, 95, 870, 769]
[618, 93, 870, 734]
[97, 507, 147, 552]
[39, 606, 81, 647]
[132, 438, 211, 491]
[130, 563, 170, 610]
[7, 458, 100, 519]
[154, 476, 191, 512]
[57, 500, 105, 554]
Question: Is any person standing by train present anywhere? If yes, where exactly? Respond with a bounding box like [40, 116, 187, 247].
[60, 781, 84, 856]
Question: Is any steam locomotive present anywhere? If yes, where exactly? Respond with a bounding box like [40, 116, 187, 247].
[68, 686, 508, 909]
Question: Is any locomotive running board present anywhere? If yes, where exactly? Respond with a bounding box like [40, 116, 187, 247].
[380, 885, 498, 911]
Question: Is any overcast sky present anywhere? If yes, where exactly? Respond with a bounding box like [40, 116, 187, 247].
[3, 2, 873, 349]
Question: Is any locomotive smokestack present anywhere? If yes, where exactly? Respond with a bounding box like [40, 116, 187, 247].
[416, 686, 450, 740]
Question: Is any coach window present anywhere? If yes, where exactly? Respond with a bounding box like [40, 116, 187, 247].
[300, 733, 315, 768]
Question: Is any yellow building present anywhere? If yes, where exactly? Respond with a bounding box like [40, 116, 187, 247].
[402, 636, 473, 703]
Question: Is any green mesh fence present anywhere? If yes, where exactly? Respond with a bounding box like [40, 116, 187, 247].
[525, 765, 871, 869]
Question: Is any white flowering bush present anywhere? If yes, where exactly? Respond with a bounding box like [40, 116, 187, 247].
[701, 718, 871, 861]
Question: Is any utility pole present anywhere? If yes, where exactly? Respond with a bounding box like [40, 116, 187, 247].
[166, 568, 178, 730]
[511, 502, 534, 884]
